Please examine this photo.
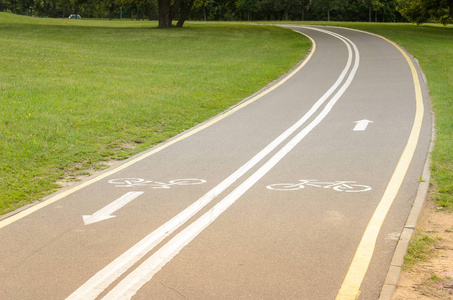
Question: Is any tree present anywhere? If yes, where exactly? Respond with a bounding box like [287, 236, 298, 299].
[236, 0, 259, 20]
[121, 0, 154, 20]
[377, 0, 399, 22]
[193, 0, 213, 20]
[312, 0, 343, 21]
[273, 0, 310, 20]
[69, 0, 89, 18]
[158, 0, 195, 27]
[363, 0, 384, 21]
[398, 0, 452, 24]
[300, 0, 312, 20]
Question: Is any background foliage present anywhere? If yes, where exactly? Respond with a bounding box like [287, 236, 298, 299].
[0, 0, 403, 22]
[1, 0, 451, 24]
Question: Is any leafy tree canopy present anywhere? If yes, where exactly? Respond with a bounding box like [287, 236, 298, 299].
[398, 0, 452, 24]
[0, 0, 450, 26]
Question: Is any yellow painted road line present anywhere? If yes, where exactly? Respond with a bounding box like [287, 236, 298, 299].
[0, 31, 315, 230]
[336, 32, 425, 299]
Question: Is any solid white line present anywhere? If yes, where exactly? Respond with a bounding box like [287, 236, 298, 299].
[101, 29, 360, 300]
[66, 29, 353, 300]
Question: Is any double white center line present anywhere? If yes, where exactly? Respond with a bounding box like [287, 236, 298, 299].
[67, 27, 360, 300]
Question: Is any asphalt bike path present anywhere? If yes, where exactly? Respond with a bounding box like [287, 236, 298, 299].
[0, 26, 432, 299]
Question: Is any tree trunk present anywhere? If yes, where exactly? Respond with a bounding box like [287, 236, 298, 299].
[176, 0, 195, 27]
[369, 7, 371, 22]
[301, 9, 304, 21]
[327, 9, 330, 21]
[158, 0, 172, 27]
[158, 0, 194, 27]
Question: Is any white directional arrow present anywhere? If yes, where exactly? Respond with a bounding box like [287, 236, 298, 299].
[353, 119, 374, 131]
[83, 191, 144, 225]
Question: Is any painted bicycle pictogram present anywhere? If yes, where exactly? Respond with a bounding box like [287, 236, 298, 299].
[108, 178, 206, 188]
[266, 180, 372, 192]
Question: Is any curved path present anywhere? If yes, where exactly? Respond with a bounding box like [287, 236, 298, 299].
[0, 26, 432, 299]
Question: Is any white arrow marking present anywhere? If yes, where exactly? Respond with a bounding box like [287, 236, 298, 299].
[353, 119, 373, 131]
[83, 192, 144, 225]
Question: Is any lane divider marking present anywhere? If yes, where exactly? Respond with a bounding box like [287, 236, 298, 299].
[99, 28, 360, 300]
[66, 32, 322, 300]
[67, 28, 358, 300]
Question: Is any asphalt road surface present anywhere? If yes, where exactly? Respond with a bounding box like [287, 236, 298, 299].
[0, 25, 432, 299]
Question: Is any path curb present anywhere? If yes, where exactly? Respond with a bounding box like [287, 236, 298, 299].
[379, 92, 435, 300]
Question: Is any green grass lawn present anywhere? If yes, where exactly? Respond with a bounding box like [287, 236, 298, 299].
[0, 13, 309, 214]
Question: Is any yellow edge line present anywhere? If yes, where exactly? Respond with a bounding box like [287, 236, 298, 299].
[0, 31, 316, 230]
[336, 32, 424, 299]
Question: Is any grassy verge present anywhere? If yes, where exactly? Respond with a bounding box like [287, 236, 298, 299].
[403, 230, 441, 270]
[0, 13, 309, 215]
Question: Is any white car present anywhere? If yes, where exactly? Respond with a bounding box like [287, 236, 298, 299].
[69, 14, 81, 19]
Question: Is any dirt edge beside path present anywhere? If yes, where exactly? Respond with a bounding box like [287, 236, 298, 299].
[392, 196, 453, 299]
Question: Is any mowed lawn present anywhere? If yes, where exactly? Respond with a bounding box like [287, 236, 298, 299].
[0, 13, 309, 214]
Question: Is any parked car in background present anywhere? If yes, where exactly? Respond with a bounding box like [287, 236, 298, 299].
[69, 14, 81, 19]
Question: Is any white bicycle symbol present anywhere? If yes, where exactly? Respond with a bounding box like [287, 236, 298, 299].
[266, 180, 372, 193]
[108, 178, 206, 188]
